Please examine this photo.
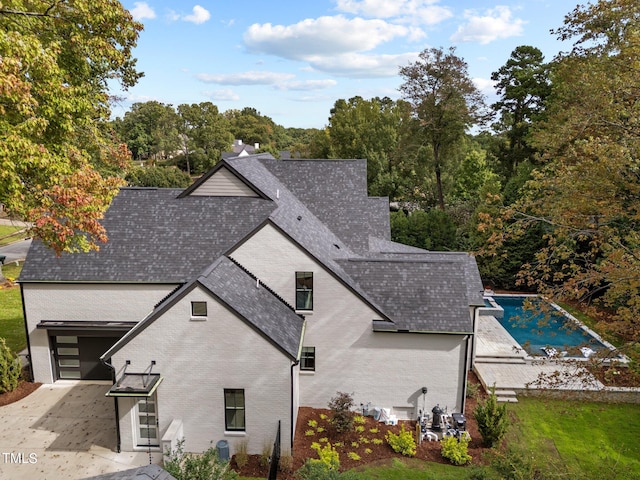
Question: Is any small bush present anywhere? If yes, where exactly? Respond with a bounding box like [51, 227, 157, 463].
[466, 381, 480, 398]
[233, 439, 248, 469]
[355, 425, 365, 433]
[305, 429, 315, 436]
[319, 413, 328, 420]
[319, 437, 328, 443]
[259, 441, 271, 468]
[308, 419, 318, 428]
[279, 451, 294, 474]
[346, 452, 361, 461]
[310, 442, 340, 471]
[164, 438, 238, 480]
[353, 415, 366, 424]
[328, 391, 355, 433]
[441, 435, 472, 465]
[385, 424, 416, 457]
[372, 438, 383, 445]
[316, 427, 325, 433]
[364, 448, 372, 455]
[359, 436, 369, 444]
[474, 385, 508, 448]
[369, 427, 379, 434]
[0, 337, 20, 394]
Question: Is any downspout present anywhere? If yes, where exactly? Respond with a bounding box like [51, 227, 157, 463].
[102, 358, 122, 453]
[460, 334, 471, 415]
[18, 284, 34, 382]
[290, 360, 299, 450]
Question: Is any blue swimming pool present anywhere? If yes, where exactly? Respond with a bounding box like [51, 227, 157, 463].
[491, 295, 606, 357]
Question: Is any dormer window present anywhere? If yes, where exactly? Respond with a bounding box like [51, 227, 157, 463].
[295, 272, 313, 311]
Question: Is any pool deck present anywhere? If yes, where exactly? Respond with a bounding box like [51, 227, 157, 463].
[473, 315, 606, 402]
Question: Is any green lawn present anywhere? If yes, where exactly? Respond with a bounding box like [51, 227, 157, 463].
[0, 285, 25, 353]
[507, 397, 640, 479]
[0, 261, 25, 353]
[0, 225, 28, 246]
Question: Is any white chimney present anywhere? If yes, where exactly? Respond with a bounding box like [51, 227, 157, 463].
[254, 143, 259, 150]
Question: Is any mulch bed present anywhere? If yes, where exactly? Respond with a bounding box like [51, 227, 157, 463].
[233, 372, 489, 478]
[0, 381, 41, 407]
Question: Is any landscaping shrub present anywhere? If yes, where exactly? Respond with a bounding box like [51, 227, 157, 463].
[233, 439, 248, 468]
[278, 451, 294, 474]
[440, 435, 472, 465]
[328, 391, 355, 433]
[474, 385, 508, 448]
[385, 423, 416, 456]
[259, 441, 271, 468]
[0, 337, 21, 394]
[310, 442, 340, 471]
[164, 438, 238, 480]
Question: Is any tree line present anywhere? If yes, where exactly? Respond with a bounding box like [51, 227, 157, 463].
[1, 0, 638, 364]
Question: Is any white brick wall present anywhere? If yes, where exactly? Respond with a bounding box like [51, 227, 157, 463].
[112, 286, 294, 455]
[230, 223, 469, 417]
[22, 283, 176, 383]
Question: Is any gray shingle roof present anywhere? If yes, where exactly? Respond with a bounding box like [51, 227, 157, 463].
[337, 255, 477, 333]
[103, 256, 304, 360]
[261, 159, 390, 251]
[20, 188, 275, 283]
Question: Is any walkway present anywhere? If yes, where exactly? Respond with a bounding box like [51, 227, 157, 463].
[0, 382, 162, 480]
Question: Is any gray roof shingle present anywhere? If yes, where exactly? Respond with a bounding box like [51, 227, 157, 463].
[20, 188, 275, 283]
[337, 255, 478, 333]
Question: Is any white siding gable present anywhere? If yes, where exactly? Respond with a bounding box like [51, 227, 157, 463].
[112, 285, 293, 455]
[189, 166, 258, 197]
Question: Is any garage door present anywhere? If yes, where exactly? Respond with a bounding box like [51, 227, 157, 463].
[52, 334, 122, 380]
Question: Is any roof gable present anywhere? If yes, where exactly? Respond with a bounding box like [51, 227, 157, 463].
[179, 160, 270, 199]
[102, 256, 305, 360]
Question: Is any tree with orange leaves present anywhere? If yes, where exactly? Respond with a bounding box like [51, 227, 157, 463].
[0, 0, 143, 254]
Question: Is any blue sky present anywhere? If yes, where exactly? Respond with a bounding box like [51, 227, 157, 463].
[112, 0, 580, 129]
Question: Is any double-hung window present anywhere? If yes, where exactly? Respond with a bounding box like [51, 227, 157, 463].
[300, 346, 316, 371]
[224, 389, 245, 432]
[295, 272, 313, 310]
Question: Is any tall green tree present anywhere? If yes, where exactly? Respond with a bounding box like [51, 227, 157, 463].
[116, 101, 180, 161]
[0, 0, 142, 254]
[177, 102, 233, 175]
[327, 96, 413, 198]
[487, 0, 640, 359]
[399, 47, 487, 210]
[491, 46, 551, 176]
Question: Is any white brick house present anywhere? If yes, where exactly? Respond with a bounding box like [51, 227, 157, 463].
[20, 154, 484, 455]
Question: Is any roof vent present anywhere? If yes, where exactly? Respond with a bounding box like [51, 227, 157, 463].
[297, 215, 302, 221]
[334, 243, 341, 249]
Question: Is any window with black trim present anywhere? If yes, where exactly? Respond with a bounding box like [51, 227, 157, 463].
[300, 346, 315, 371]
[295, 272, 313, 310]
[224, 389, 245, 431]
[191, 301, 207, 317]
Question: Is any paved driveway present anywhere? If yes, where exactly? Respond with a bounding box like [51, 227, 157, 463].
[0, 382, 162, 480]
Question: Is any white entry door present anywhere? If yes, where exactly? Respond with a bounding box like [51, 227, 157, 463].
[135, 393, 159, 447]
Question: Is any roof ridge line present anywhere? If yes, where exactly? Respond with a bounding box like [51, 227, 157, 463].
[226, 256, 299, 313]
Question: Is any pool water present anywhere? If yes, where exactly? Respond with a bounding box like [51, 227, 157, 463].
[491, 295, 605, 357]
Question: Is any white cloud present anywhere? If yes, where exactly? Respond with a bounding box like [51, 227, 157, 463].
[195, 71, 296, 85]
[244, 16, 412, 60]
[204, 89, 240, 101]
[130, 2, 156, 21]
[167, 5, 211, 24]
[277, 79, 338, 91]
[183, 5, 211, 24]
[334, 0, 453, 26]
[450, 6, 525, 44]
[309, 51, 421, 78]
[472, 77, 495, 96]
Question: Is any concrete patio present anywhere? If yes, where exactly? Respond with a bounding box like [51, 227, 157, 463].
[0, 381, 162, 480]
